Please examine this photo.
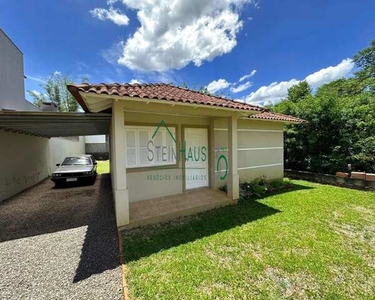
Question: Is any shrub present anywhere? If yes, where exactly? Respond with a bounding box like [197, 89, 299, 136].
[240, 178, 292, 201]
[220, 178, 292, 201]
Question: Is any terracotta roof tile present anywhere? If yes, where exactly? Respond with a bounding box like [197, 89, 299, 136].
[249, 112, 305, 123]
[68, 83, 265, 113]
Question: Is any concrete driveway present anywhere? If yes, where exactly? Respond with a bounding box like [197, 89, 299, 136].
[0, 174, 122, 300]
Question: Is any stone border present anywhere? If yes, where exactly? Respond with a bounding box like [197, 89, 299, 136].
[284, 169, 375, 191]
[118, 231, 130, 300]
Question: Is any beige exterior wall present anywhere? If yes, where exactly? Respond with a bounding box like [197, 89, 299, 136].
[123, 112, 284, 202]
[124, 111, 210, 202]
[105, 97, 287, 227]
[0, 130, 49, 201]
[213, 118, 284, 184]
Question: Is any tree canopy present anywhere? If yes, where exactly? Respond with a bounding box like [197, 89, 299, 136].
[28, 72, 86, 112]
[272, 40, 375, 174]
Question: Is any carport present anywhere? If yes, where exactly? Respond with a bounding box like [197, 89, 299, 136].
[0, 110, 111, 206]
[0, 111, 111, 137]
[0, 111, 123, 299]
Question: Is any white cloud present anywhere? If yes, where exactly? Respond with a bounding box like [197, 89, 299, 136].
[102, 41, 126, 64]
[230, 81, 252, 93]
[110, 0, 255, 72]
[246, 79, 300, 105]
[239, 69, 256, 82]
[90, 6, 129, 26]
[207, 68, 256, 94]
[206, 79, 231, 93]
[29, 90, 42, 96]
[305, 58, 354, 88]
[26, 75, 47, 84]
[129, 79, 142, 84]
[245, 59, 355, 105]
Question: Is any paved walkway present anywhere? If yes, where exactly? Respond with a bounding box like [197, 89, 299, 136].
[0, 175, 122, 300]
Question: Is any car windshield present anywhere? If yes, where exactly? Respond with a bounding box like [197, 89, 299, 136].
[61, 157, 91, 166]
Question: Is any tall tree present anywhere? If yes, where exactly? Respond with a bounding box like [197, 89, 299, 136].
[353, 39, 375, 79]
[28, 72, 86, 112]
[272, 39, 375, 174]
[287, 80, 311, 103]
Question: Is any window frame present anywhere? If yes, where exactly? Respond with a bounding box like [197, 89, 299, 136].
[125, 125, 178, 169]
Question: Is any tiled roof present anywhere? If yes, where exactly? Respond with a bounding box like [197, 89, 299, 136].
[249, 112, 305, 123]
[67, 83, 265, 113]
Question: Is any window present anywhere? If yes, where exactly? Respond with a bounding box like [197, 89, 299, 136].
[125, 126, 176, 168]
[62, 157, 92, 166]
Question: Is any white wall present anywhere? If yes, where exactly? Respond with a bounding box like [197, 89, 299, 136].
[0, 132, 86, 202]
[214, 118, 284, 185]
[48, 137, 85, 174]
[124, 111, 210, 202]
[85, 135, 106, 143]
[0, 130, 50, 201]
[0, 29, 38, 111]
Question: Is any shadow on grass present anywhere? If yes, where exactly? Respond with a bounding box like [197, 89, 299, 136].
[122, 182, 312, 263]
[257, 182, 314, 199]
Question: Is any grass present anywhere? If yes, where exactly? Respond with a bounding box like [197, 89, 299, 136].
[97, 160, 110, 174]
[121, 180, 375, 299]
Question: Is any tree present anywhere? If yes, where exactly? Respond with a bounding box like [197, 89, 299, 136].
[287, 80, 311, 103]
[353, 39, 375, 79]
[28, 72, 87, 112]
[272, 39, 375, 174]
[180, 81, 210, 94]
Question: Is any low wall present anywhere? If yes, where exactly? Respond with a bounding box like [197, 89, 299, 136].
[285, 169, 375, 191]
[0, 132, 85, 202]
[0, 130, 50, 201]
[49, 137, 85, 174]
[85, 143, 109, 160]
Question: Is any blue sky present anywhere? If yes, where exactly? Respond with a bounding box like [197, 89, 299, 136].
[1, 0, 374, 106]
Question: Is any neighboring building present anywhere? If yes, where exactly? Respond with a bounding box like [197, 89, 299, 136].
[41, 101, 58, 112]
[0, 28, 85, 202]
[0, 28, 39, 111]
[85, 135, 109, 160]
[68, 83, 304, 228]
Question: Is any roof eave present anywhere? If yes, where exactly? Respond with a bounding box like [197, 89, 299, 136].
[76, 91, 266, 116]
[248, 117, 305, 124]
[67, 85, 90, 113]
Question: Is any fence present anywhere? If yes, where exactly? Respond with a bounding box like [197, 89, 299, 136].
[284, 169, 375, 191]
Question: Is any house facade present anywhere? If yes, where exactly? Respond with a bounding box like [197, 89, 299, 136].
[68, 83, 303, 228]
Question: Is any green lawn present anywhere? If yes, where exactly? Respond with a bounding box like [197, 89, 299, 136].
[121, 180, 375, 299]
[97, 160, 110, 174]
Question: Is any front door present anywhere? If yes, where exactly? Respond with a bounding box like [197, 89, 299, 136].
[185, 128, 208, 190]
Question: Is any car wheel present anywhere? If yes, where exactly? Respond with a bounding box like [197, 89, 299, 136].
[54, 180, 63, 188]
[90, 175, 96, 185]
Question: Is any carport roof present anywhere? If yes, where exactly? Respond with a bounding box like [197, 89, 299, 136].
[0, 111, 111, 138]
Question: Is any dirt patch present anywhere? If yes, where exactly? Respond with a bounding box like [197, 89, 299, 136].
[255, 267, 320, 299]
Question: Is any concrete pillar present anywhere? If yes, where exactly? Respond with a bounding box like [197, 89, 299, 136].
[227, 115, 239, 202]
[209, 118, 216, 190]
[111, 101, 129, 227]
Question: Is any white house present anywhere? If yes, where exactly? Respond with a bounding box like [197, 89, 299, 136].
[68, 83, 304, 229]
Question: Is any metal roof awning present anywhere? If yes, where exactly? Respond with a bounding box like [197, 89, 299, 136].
[0, 111, 111, 138]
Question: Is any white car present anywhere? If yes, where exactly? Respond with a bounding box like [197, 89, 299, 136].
[51, 155, 97, 187]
